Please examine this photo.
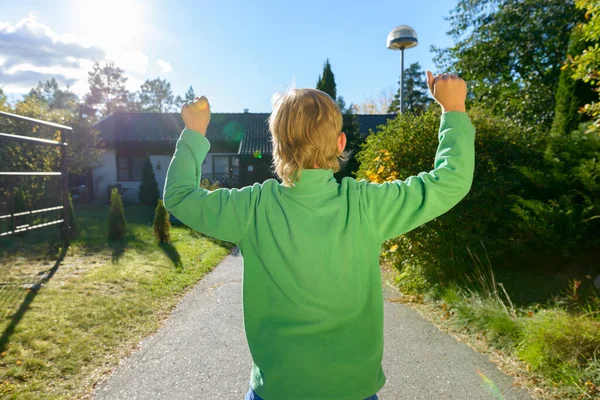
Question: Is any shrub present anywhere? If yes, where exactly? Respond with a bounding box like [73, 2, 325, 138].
[512, 122, 600, 256]
[61, 192, 78, 241]
[356, 107, 541, 291]
[153, 199, 171, 244]
[138, 157, 160, 206]
[200, 178, 220, 191]
[517, 309, 600, 383]
[107, 188, 127, 241]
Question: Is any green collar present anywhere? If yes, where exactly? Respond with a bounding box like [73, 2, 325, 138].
[280, 168, 339, 195]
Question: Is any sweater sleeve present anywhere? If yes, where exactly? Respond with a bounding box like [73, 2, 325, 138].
[163, 128, 260, 245]
[360, 111, 476, 243]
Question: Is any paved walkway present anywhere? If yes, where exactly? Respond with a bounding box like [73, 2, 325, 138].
[94, 251, 534, 400]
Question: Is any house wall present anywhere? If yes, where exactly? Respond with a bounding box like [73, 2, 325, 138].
[93, 148, 242, 202]
[150, 155, 172, 198]
[93, 149, 117, 203]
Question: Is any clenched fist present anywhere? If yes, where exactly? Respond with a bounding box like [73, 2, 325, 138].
[426, 71, 467, 113]
[181, 96, 211, 136]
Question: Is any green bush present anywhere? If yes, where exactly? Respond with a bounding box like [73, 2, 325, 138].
[61, 192, 78, 241]
[512, 122, 600, 256]
[153, 199, 171, 244]
[356, 107, 541, 290]
[138, 157, 160, 206]
[107, 188, 127, 241]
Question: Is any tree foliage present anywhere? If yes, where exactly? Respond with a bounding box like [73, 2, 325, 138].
[388, 62, 432, 114]
[28, 78, 79, 112]
[85, 61, 129, 117]
[316, 59, 337, 100]
[356, 108, 546, 290]
[567, 0, 600, 133]
[138, 78, 175, 112]
[153, 199, 171, 244]
[433, 0, 582, 130]
[184, 86, 195, 102]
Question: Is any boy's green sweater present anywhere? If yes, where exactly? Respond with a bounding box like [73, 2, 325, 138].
[163, 111, 475, 400]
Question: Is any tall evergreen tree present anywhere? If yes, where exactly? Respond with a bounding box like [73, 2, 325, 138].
[551, 27, 598, 136]
[316, 59, 337, 100]
[138, 157, 160, 206]
[388, 62, 432, 114]
[335, 97, 362, 180]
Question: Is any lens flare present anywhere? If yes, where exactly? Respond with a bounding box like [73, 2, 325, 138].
[476, 369, 505, 400]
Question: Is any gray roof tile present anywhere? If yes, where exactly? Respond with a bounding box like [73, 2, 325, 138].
[94, 112, 395, 156]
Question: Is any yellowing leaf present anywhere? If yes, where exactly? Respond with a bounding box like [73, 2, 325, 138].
[377, 166, 385, 174]
[389, 244, 398, 252]
[15, 360, 22, 365]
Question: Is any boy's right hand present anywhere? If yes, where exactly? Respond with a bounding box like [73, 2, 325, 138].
[426, 71, 467, 113]
[181, 96, 211, 136]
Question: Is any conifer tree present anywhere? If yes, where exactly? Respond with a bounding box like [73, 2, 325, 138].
[316, 59, 337, 100]
[108, 188, 127, 241]
[138, 157, 160, 206]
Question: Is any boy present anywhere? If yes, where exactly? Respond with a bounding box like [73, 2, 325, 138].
[163, 71, 474, 400]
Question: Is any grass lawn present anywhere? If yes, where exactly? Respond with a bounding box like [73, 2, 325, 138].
[0, 203, 234, 399]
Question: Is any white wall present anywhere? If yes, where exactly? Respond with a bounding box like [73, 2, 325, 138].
[93, 150, 236, 203]
[150, 155, 172, 197]
[93, 149, 116, 203]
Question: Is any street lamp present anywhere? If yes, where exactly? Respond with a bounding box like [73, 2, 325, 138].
[387, 25, 418, 113]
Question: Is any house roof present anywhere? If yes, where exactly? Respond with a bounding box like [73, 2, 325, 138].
[94, 112, 395, 156]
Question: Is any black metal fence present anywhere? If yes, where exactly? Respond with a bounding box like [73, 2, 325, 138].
[0, 111, 71, 243]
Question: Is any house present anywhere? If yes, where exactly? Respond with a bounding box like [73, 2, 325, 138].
[92, 111, 394, 203]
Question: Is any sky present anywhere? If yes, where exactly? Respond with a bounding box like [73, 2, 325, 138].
[0, 0, 458, 113]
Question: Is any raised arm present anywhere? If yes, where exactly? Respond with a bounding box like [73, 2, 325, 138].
[163, 97, 260, 245]
[360, 72, 475, 242]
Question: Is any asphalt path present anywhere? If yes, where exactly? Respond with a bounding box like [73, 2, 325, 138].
[94, 250, 534, 400]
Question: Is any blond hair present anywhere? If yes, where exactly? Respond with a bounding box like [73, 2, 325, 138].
[269, 88, 349, 187]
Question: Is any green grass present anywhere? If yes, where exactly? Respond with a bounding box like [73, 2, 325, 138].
[420, 283, 600, 399]
[0, 203, 234, 399]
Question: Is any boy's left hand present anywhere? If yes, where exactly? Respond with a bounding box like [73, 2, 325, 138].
[182, 96, 211, 136]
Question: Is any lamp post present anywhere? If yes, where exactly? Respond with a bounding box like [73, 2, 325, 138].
[387, 25, 418, 113]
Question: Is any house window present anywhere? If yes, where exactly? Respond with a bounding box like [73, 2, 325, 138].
[117, 155, 145, 181]
[212, 156, 240, 178]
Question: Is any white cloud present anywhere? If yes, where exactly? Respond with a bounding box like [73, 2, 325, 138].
[156, 59, 172, 74]
[0, 15, 153, 98]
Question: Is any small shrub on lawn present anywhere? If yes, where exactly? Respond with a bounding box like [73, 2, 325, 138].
[153, 199, 171, 244]
[107, 188, 127, 241]
[68, 192, 78, 239]
[139, 156, 160, 206]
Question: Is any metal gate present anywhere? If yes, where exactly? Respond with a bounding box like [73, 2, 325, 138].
[0, 111, 71, 243]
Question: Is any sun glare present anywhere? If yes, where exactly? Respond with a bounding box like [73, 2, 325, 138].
[74, 0, 145, 49]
